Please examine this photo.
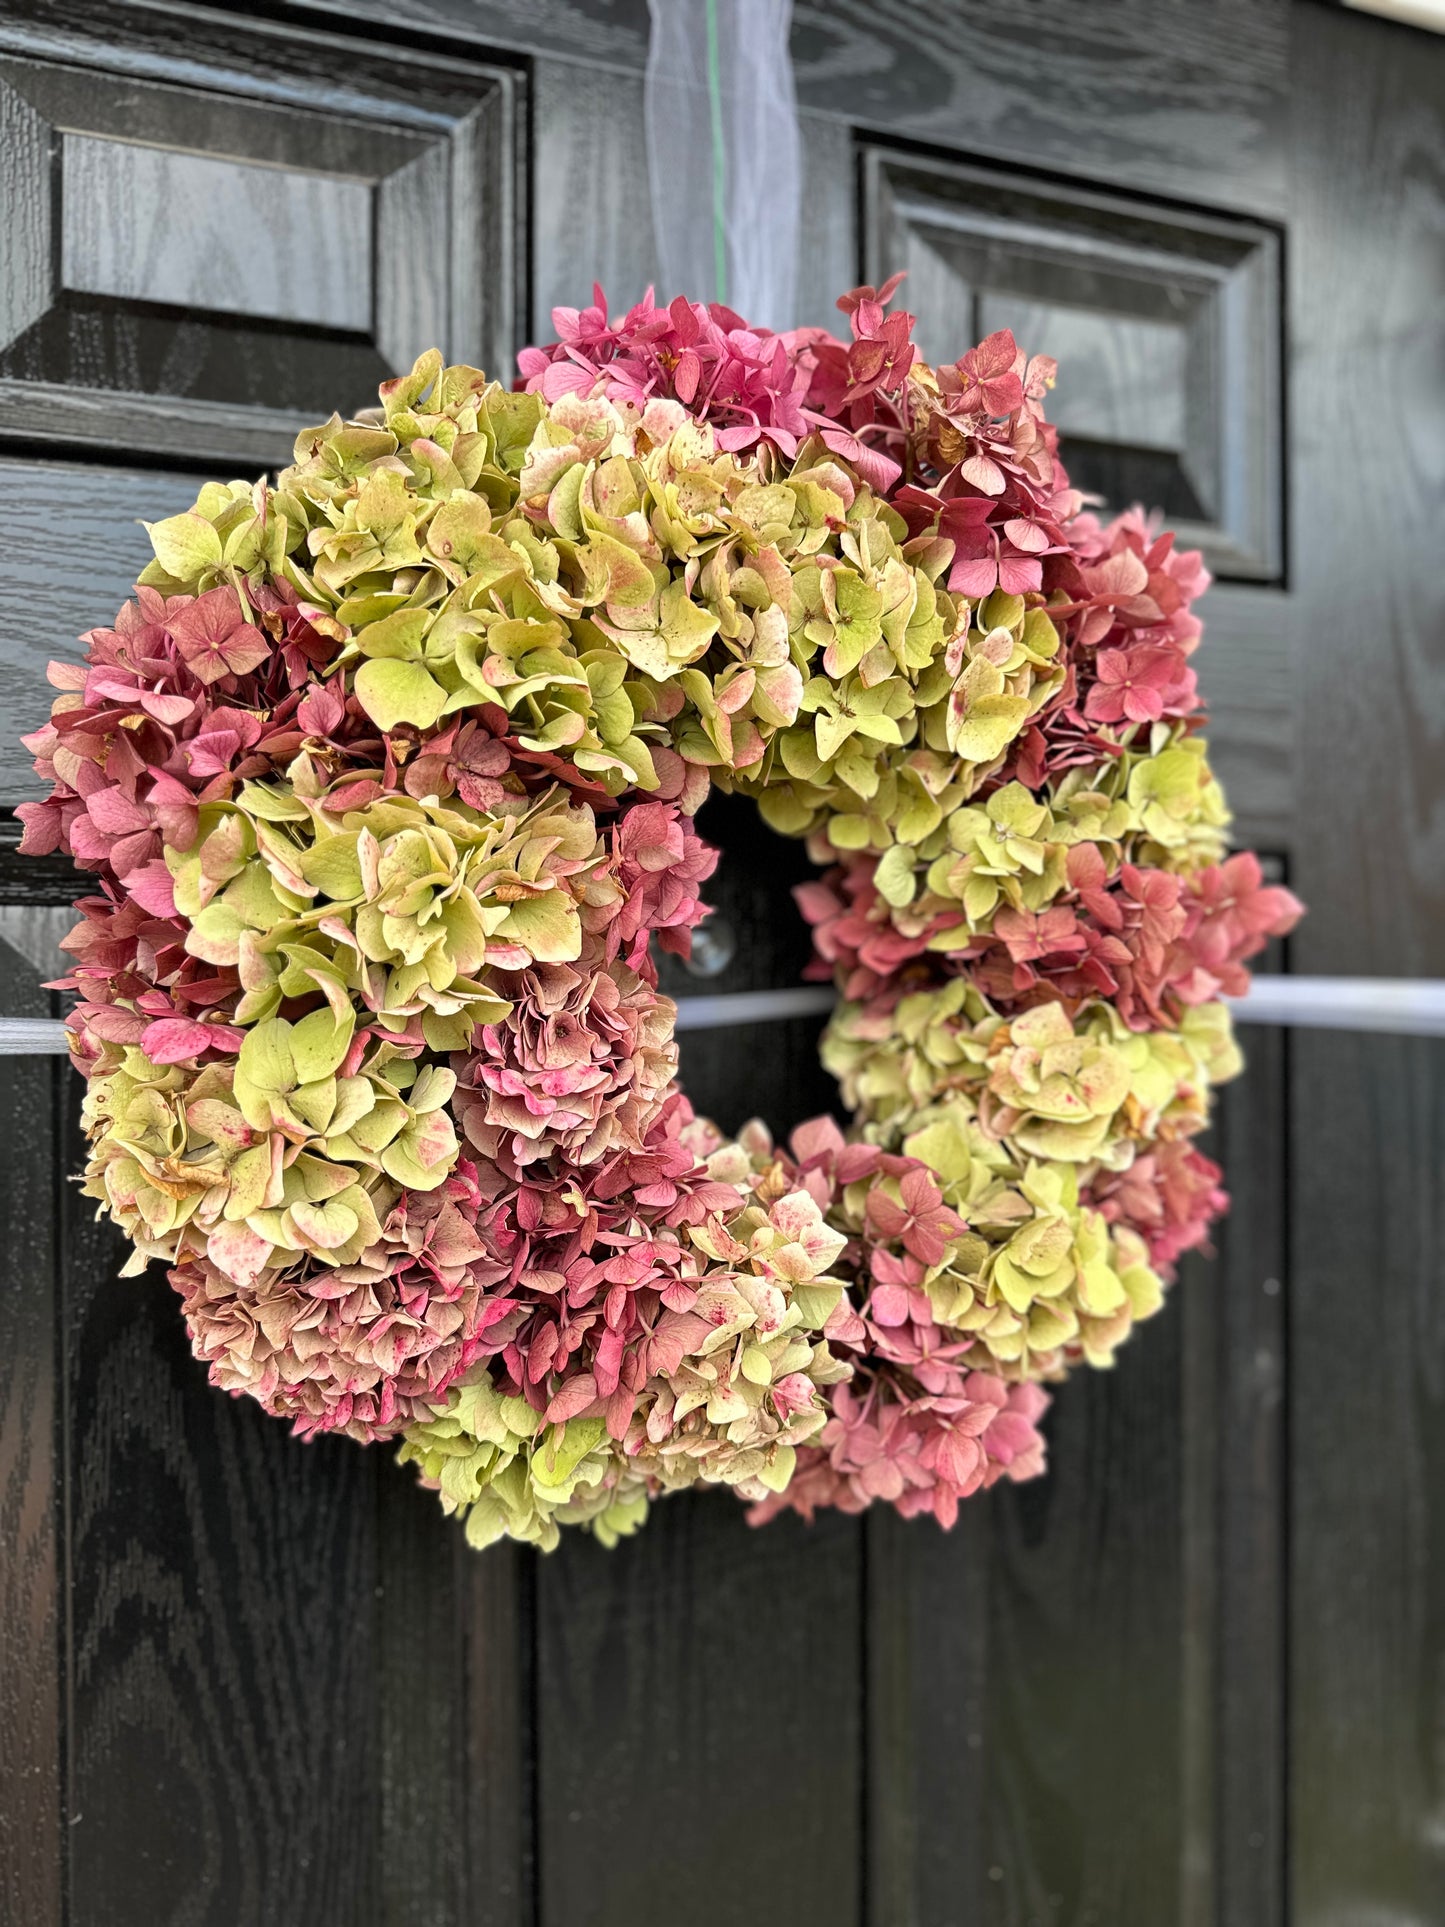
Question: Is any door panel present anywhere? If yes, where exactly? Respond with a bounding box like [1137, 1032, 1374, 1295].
[0, 5, 520, 461]
[861, 150, 1284, 582]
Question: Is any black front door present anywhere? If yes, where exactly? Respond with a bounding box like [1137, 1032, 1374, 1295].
[0, 3, 1441, 1922]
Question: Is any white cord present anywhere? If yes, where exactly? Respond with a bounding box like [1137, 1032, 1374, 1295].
[672, 985, 836, 1030]
[1225, 976, 1445, 1036]
[5, 980, 1445, 1055]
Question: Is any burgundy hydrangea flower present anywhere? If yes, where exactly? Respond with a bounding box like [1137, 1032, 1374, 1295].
[403, 715, 516, 812]
[1088, 1139, 1228, 1279]
[1067, 510, 1210, 654]
[793, 861, 944, 1002]
[171, 1159, 514, 1442]
[949, 328, 1027, 418]
[406, 1094, 820, 1450]
[604, 801, 718, 971]
[451, 960, 678, 1170]
[887, 324, 1076, 608]
[1174, 854, 1304, 1000]
[796, 837, 1300, 1033]
[167, 585, 273, 683]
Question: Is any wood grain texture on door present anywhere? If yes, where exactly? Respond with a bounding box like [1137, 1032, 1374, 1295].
[289, 0, 1291, 209]
[1287, 11, 1445, 1921]
[0, 941, 64, 1927]
[0, 0, 521, 463]
[0, 2, 1440, 1924]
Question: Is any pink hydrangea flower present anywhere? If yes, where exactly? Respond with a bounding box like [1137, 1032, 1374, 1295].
[171, 1159, 513, 1441]
[452, 960, 678, 1170]
[518, 285, 814, 457]
[605, 801, 718, 972]
[1089, 1139, 1228, 1278]
[749, 1370, 1049, 1530]
[1085, 643, 1197, 726]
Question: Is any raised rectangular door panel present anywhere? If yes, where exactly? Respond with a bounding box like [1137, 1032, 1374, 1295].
[59, 135, 376, 333]
[0, 1, 521, 465]
[862, 149, 1284, 584]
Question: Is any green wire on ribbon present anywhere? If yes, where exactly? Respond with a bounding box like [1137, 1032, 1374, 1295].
[705, 0, 727, 307]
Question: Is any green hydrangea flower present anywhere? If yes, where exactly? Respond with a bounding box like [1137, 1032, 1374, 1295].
[743, 588, 1066, 848]
[166, 775, 609, 1048]
[80, 1030, 455, 1285]
[398, 1375, 651, 1554]
[814, 976, 1243, 1379]
[883, 1103, 1165, 1377]
[824, 981, 1238, 1177]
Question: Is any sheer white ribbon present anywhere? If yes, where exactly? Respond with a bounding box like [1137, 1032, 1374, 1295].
[644, 0, 802, 331]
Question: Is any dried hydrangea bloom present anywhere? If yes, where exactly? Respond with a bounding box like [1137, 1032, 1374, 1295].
[901, 1107, 1169, 1377]
[798, 829, 1298, 1029]
[733, 1118, 1050, 1527]
[170, 1159, 512, 1442]
[613, 1184, 853, 1497]
[605, 801, 718, 969]
[80, 1025, 464, 1286]
[820, 982, 1237, 1175]
[398, 1370, 654, 1552]
[256, 351, 1020, 822]
[781, 1095, 1170, 1385]
[170, 778, 606, 1045]
[1086, 1137, 1228, 1280]
[398, 1124, 857, 1545]
[748, 1369, 1050, 1530]
[451, 958, 677, 1169]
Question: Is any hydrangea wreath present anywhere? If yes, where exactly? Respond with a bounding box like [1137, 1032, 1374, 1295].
[20, 282, 1300, 1552]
